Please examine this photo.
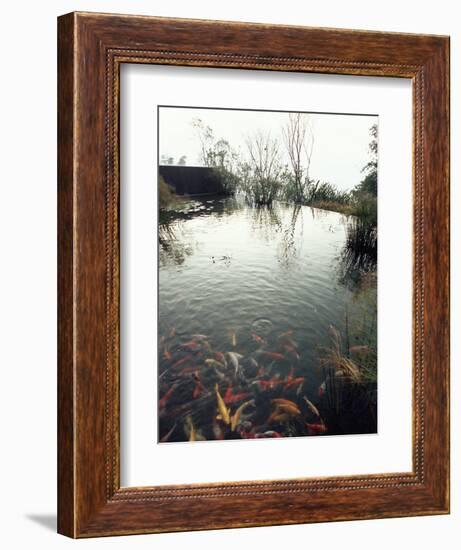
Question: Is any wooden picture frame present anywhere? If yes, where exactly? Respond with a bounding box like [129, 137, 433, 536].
[57, 12, 450, 538]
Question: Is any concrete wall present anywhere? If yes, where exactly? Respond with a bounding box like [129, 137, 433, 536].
[159, 165, 225, 196]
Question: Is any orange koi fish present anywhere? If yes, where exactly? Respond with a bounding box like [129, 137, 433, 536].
[159, 384, 177, 409]
[223, 388, 252, 405]
[180, 341, 201, 351]
[267, 412, 291, 424]
[271, 398, 301, 416]
[172, 355, 191, 369]
[278, 330, 293, 339]
[251, 332, 266, 345]
[256, 378, 285, 390]
[306, 422, 327, 435]
[192, 372, 203, 399]
[284, 376, 304, 391]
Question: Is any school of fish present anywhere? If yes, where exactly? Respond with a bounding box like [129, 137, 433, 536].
[157, 326, 342, 443]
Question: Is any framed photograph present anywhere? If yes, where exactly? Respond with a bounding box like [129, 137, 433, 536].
[58, 12, 450, 537]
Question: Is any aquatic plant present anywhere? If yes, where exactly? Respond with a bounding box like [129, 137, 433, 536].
[318, 323, 376, 433]
[340, 217, 377, 285]
[158, 318, 377, 443]
[320, 325, 362, 384]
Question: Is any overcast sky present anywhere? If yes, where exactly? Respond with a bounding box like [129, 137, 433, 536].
[159, 107, 377, 192]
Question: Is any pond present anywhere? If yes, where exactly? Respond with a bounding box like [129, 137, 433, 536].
[158, 196, 377, 442]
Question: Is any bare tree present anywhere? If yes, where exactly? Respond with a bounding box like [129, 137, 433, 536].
[191, 118, 215, 166]
[243, 130, 283, 205]
[282, 113, 314, 202]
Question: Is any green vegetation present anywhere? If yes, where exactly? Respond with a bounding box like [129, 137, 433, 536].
[159, 175, 177, 210]
[191, 118, 240, 196]
[160, 117, 378, 241]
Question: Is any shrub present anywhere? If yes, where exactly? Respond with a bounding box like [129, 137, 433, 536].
[159, 175, 176, 210]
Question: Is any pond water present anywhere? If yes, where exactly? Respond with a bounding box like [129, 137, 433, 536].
[158, 196, 377, 442]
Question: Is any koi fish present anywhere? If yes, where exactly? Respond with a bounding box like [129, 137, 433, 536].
[226, 352, 243, 375]
[192, 372, 203, 399]
[205, 358, 226, 370]
[212, 365, 226, 381]
[185, 415, 196, 441]
[306, 422, 327, 435]
[303, 396, 321, 419]
[271, 398, 301, 416]
[223, 387, 233, 402]
[255, 378, 284, 390]
[284, 376, 304, 391]
[191, 334, 209, 341]
[168, 327, 176, 338]
[178, 365, 200, 376]
[214, 351, 227, 365]
[159, 383, 177, 409]
[278, 330, 293, 339]
[163, 347, 172, 360]
[318, 381, 326, 398]
[268, 412, 291, 424]
[251, 332, 266, 345]
[229, 330, 237, 348]
[171, 355, 191, 369]
[230, 400, 254, 431]
[215, 384, 230, 425]
[267, 399, 301, 424]
[223, 388, 252, 405]
[180, 341, 201, 351]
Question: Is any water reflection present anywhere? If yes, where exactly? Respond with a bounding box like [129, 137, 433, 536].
[338, 219, 377, 289]
[158, 196, 377, 442]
